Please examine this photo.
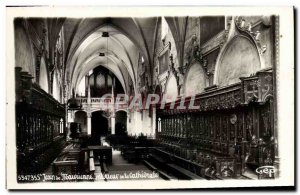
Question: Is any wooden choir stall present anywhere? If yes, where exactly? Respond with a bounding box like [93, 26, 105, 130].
[154, 68, 276, 180]
[15, 67, 66, 180]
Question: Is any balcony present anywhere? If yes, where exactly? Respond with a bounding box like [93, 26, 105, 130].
[75, 97, 128, 112]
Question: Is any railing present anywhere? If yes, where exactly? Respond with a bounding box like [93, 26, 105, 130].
[75, 97, 128, 111]
[76, 97, 112, 104]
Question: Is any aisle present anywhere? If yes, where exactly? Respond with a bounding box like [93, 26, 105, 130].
[108, 150, 154, 171]
[111, 150, 128, 165]
[104, 150, 162, 180]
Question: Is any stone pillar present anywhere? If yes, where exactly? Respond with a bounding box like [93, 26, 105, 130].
[86, 75, 92, 137]
[85, 75, 88, 97]
[110, 77, 115, 135]
[127, 112, 130, 135]
[152, 106, 156, 137]
[111, 115, 115, 135]
[87, 112, 91, 136]
[87, 76, 91, 103]
[64, 102, 68, 138]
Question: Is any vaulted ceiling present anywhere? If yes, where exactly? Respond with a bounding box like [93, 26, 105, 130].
[61, 17, 161, 95]
[33, 17, 187, 97]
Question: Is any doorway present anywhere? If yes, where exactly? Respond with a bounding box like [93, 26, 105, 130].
[115, 110, 127, 136]
[91, 111, 108, 144]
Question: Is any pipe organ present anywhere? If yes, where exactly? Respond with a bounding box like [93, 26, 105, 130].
[156, 68, 275, 179]
[15, 67, 66, 178]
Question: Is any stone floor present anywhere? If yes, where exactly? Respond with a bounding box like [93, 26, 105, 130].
[101, 150, 162, 181]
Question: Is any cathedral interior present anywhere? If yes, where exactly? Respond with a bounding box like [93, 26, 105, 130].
[14, 16, 279, 181]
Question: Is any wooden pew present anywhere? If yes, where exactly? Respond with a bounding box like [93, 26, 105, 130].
[143, 159, 173, 180]
[88, 146, 112, 165]
[167, 163, 204, 180]
[149, 153, 166, 165]
[153, 146, 237, 179]
[158, 170, 174, 180]
[143, 160, 157, 171]
[52, 148, 79, 176]
[52, 160, 78, 176]
[149, 148, 205, 180]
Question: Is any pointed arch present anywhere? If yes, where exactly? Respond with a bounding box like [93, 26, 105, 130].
[164, 73, 178, 103]
[214, 35, 261, 87]
[183, 62, 208, 96]
[39, 56, 50, 93]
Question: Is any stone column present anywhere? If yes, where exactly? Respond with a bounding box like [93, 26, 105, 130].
[111, 114, 115, 135]
[86, 75, 92, 137]
[152, 106, 156, 137]
[110, 77, 115, 135]
[87, 76, 91, 103]
[87, 112, 92, 136]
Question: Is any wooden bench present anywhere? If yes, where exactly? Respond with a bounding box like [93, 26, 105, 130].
[158, 170, 174, 180]
[52, 150, 79, 176]
[143, 160, 157, 171]
[52, 160, 78, 176]
[88, 146, 112, 164]
[149, 153, 166, 164]
[149, 148, 206, 179]
[168, 163, 204, 180]
[154, 148, 173, 163]
[143, 159, 174, 180]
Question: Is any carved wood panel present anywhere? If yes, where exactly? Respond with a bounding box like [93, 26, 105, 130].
[156, 69, 275, 178]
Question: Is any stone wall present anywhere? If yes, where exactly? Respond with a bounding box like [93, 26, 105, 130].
[181, 16, 274, 90]
[153, 17, 179, 93]
[39, 56, 49, 92]
[14, 22, 36, 79]
[14, 18, 64, 103]
[184, 62, 207, 96]
[200, 16, 225, 44]
[216, 36, 261, 86]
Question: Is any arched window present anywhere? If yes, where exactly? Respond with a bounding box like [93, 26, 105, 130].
[158, 117, 162, 133]
[59, 118, 64, 134]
